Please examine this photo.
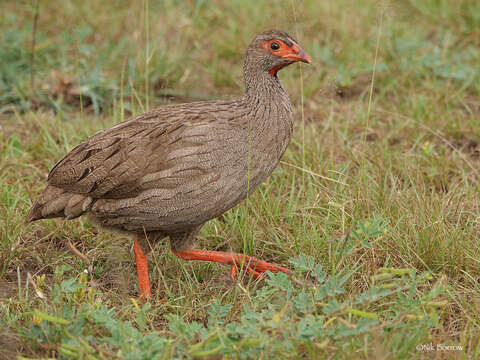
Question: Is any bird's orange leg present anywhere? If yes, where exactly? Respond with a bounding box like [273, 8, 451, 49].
[134, 236, 152, 299]
[171, 249, 290, 280]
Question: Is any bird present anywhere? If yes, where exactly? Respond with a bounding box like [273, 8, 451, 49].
[26, 29, 311, 299]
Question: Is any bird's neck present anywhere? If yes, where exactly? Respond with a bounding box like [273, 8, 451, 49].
[241, 62, 294, 165]
[243, 61, 288, 100]
[243, 58, 292, 120]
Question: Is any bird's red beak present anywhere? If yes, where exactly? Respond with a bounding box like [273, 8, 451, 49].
[281, 43, 312, 64]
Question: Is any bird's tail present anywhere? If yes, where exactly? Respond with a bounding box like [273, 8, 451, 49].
[26, 185, 93, 223]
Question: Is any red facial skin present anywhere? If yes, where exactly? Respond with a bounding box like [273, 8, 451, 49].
[261, 39, 312, 76]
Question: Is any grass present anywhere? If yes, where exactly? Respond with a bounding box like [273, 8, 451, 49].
[1, 0, 479, 358]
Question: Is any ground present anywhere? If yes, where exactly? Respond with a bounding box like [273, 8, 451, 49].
[0, 0, 479, 359]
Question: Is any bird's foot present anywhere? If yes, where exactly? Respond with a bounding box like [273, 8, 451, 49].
[171, 249, 290, 280]
[228, 253, 291, 280]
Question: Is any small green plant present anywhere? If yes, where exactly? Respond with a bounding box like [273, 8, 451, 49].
[6, 252, 444, 359]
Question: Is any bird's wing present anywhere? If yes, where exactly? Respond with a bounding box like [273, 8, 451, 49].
[47, 108, 232, 200]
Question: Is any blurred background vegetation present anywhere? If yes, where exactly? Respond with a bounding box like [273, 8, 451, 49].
[1, 0, 479, 359]
[2, 0, 479, 115]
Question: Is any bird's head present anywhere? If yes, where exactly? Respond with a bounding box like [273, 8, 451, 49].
[246, 29, 311, 77]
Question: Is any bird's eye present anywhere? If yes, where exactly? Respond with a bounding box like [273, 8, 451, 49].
[270, 42, 280, 51]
